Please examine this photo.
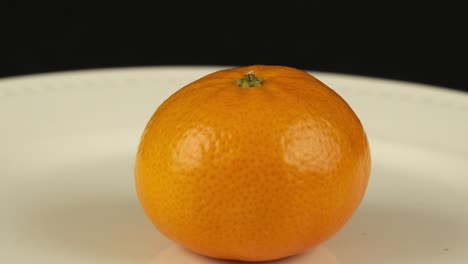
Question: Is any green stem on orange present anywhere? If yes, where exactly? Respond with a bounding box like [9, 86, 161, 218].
[235, 71, 264, 88]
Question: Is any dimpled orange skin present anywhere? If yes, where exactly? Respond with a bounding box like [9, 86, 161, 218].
[134, 65, 371, 262]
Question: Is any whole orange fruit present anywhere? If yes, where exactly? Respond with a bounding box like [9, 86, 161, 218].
[135, 65, 371, 262]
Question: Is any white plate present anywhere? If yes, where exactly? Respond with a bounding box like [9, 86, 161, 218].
[1, 66, 467, 264]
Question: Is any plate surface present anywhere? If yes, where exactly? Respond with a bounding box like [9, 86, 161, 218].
[1, 66, 467, 264]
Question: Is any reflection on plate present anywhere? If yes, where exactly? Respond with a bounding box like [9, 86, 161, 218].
[150, 244, 339, 264]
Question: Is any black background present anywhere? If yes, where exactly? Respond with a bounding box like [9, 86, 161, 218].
[1, 2, 467, 92]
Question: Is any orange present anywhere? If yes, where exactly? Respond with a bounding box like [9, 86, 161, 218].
[134, 65, 371, 262]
